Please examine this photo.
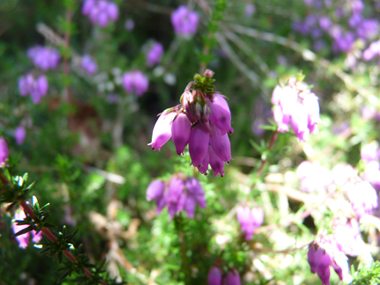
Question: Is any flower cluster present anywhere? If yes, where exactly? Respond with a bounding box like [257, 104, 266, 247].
[236, 205, 263, 240]
[13, 209, 42, 249]
[122, 71, 149, 96]
[208, 267, 241, 285]
[149, 70, 233, 177]
[171, 6, 198, 37]
[81, 55, 97, 75]
[272, 77, 321, 141]
[18, 74, 49, 104]
[332, 163, 378, 219]
[15, 126, 26, 146]
[307, 236, 349, 285]
[27, 46, 60, 71]
[145, 42, 164, 67]
[82, 0, 118, 27]
[0, 136, 8, 166]
[146, 174, 206, 219]
[296, 161, 333, 192]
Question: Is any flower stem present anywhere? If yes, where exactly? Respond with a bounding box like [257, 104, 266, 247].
[257, 130, 278, 176]
[174, 215, 191, 285]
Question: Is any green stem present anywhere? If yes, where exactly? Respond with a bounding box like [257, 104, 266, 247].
[174, 215, 191, 285]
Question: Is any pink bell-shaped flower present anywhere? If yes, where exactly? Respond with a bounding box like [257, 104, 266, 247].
[171, 112, 192, 155]
[225, 269, 241, 285]
[146, 180, 165, 201]
[148, 111, 176, 151]
[15, 126, 26, 146]
[208, 94, 234, 135]
[0, 136, 8, 167]
[209, 126, 232, 162]
[208, 266, 222, 285]
[189, 124, 210, 167]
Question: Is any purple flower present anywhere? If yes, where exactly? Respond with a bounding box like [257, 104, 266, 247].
[146, 174, 206, 219]
[208, 266, 222, 285]
[331, 163, 357, 189]
[148, 111, 176, 151]
[81, 55, 97, 75]
[307, 237, 349, 284]
[82, 0, 118, 27]
[149, 71, 232, 177]
[332, 32, 355, 53]
[18, 74, 49, 104]
[122, 70, 149, 96]
[362, 161, 380, 190]
[271, 79, 320, 141]
[297, 161, 333, 192]
[225, 269, 241, 285]
[357, 19, 379, 40]
[171, 6, 198, 37]
[333, 219, 364, 256]
[244, 3, 255, 18]
[363, 40, 380, 61]
[15, 126, 26, 146]
[125, 19, 135, 31]
[0, 137, 8, 167]
[351, 0, 364, 13]
[319, 16, 332, 30]
[361, 142, 380, 163]
[236, 205, 264, 240]
[27, 46, 60, 71]
[146, 42, 164, 67]
[346, 180, 378, 219]
[13, 209, 42, 249]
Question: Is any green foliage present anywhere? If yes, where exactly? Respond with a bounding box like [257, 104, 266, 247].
[352, 262, 380, 285]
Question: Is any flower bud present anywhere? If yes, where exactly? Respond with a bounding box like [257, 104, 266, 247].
[15, 126, 26, 146]
[148, 111, 176, 151]
[208, 266, 222, 285]
[225, 269, 241, 285]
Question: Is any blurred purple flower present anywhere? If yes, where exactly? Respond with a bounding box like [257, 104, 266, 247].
[351, 0, 364, 13]
[27, 46, 60, 71]
[236, 205, 263, 240]
[362, 161, 380, 190]
[313, 40, 326, 51]
[271, 79, 321, 141]
[346, 180, 378, 219]
[360, 142, 380, 163]
[244, 3, 255, 18]
[357, 19, 379, 40]
[361, 106, 377, 119]
[225, 269, 241, 285]
[208, 266, 222, 285]
[125, 19, 135, 31]
[333, 219, 365, 256]
[15, 126, 26, 146]
[319, 16, 332, 31]
[13, 209, 42, 249]
[81, 55, 97, 75]
[146, 174, 206, 219]
[82, 0, 118, 27]
[171, 6, 198, 37]
[146, 42, 164, 67]
[297, 161, 333, 193]
[332, 32, 355, 53]
[331, 163, 357, 189]
[0, 137, 8, 167]
[122, 70, 149, 96]
[18, 74, 48, 104]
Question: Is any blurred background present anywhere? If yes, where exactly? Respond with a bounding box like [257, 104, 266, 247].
[1, 0, 380, 284]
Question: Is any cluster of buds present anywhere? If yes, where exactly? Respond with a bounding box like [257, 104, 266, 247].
[307, 235, 349, 285]
[27, 46, 60, 71]
[82, 0, 118, 27]
[236, 205, 263, 240]
[15, 126, 26, 146]
[296, 161, 333, 193]
[148, 70, 233, 177]
[122, 70, 149, 96]
[171, 6, 198, 37]
[146, 173, 206, 219]
[145, 42, 164, 67]
[18, 73, 49, 104]
[272, 76, 321, 141]
[81, 55, 97, 75]
[13, 209, 43, 249]
[332, 163, 378, 219]
[208, 266, 241, 285]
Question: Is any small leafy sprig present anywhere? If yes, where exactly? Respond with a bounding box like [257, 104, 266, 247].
[0, 166, 124, 284]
